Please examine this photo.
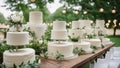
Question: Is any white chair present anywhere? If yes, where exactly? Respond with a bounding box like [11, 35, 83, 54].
[109, 60, 120, 68]
[94, 59, 109, 68]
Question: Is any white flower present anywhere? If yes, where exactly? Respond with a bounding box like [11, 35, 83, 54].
[10, 14, 22, 23]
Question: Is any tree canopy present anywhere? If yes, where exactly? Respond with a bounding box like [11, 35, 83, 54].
[0, 12, 5, 24]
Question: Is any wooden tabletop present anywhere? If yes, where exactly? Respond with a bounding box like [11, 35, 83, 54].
[40, 43, 114, 68]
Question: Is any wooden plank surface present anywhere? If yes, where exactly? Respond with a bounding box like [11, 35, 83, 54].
[40, 43, 114, 68]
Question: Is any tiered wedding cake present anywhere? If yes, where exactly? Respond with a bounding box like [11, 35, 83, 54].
[48, 21, 74, 59]
[69, 21, 93, 53]
[69, 21, 85, 39]
[27, 11, 47, 39]
[3, 32, 35, 68]
[51, 21, 68, 40]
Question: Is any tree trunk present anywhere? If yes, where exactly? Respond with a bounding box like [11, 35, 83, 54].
[113, 27, 117, 36]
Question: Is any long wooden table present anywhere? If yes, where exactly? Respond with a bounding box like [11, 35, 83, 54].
[40, 43, 114, 68]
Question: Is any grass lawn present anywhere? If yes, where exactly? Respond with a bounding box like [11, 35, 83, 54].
[107, 35, 120, 47]
[84, 35, 120, 68]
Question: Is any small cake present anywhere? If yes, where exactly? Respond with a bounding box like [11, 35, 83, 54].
[51, 21, 68, 40]
[3, 48, 35, 68]
[102, 38, 111, 45]
[48, 42, 74, 58]
[73, 42, 93, 53]
[6, 32, 29, 46]
[89, 39, 101, 48]
[81, 39, 102, 48]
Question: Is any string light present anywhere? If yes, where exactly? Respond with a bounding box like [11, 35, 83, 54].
[112, 9, 116, 14]
[108, 20, 111, 23]
[62, 9, 66, 14]
[90, 21, 93, 24]
[113, 19, 117, 25]
[99, 8, 104, 12]
[106, 23, 109, 28]
[73, 10, 79, 14]
[83, 11, 87, 14]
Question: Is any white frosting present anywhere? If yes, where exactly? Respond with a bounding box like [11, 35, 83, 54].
[72, 21, 80, 29]
[7, 32, 29, 46]
[73, 42, 93, 53]
[85, 28, 94, 35]
[51, 21, 67, 40]
[27, 23, 47, 39]
[81, 39, 101, 48]
[89, 39, 101, 48]
[48, 42, 74, 58]
[102, 38, 111, 45]
[68, 29, 85, 38]
[96, 20, 105, 28]
[79, 20, 91, 28]
[27, 11, 47, 39]
[51, 30, 68, 40]
[3, 48, 35, 68]
[29, 11, 43, 23]
[53, 21, 66, 30]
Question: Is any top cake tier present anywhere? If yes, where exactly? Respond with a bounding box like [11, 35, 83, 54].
[72, 21, 80, 29]
[53, 21, 66, 30]
[29, 11, 43, 23]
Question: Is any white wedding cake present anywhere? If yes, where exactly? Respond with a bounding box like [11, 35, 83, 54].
[73, 42, 93, 53]
[51, 21, 68, 40]
[3, 48, 35, 68]
[6, 32, 29, 45]
[82, 39, 101, 48]
[4, 32, 36, 67]
[69, 21, 86, 39]
[47, 21, 75, 59]
[48, 42, 74, 58]
[27, 11, 47, 39]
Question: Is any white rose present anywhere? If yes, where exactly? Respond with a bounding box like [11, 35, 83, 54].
[11, 14, 22, 23]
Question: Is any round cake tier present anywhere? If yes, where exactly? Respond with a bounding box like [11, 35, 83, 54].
[102, 38, 111, 45]
[68, 29, 85, 38]
[7, 32, 29, 46]
[48, 42, 74, 58]
[3, 48, 35, 68]
[73, 42, 93, 53]
[27, 23, 47, 39]
[51, 30, 68, 40]
[29, 11, 43, 23]
[89, 39, 101, 48]
[53, 21, 66, 30]
[72, 21, 80, 29]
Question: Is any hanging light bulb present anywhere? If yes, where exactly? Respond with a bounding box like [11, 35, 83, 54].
[108, 20, 111, 23]
[90, 21, 93, 24]
[113, 19, 117, 25]
[106, 23, 109, 28]
[73, 10, 79, 14]
[99, 8, 104, 12]
[62, 9, 66, 14]
[119, 23, 120, 26]
[31, 0, 36, 2]
[83, 11, 87, 14]
[112, 9, 116, 14]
